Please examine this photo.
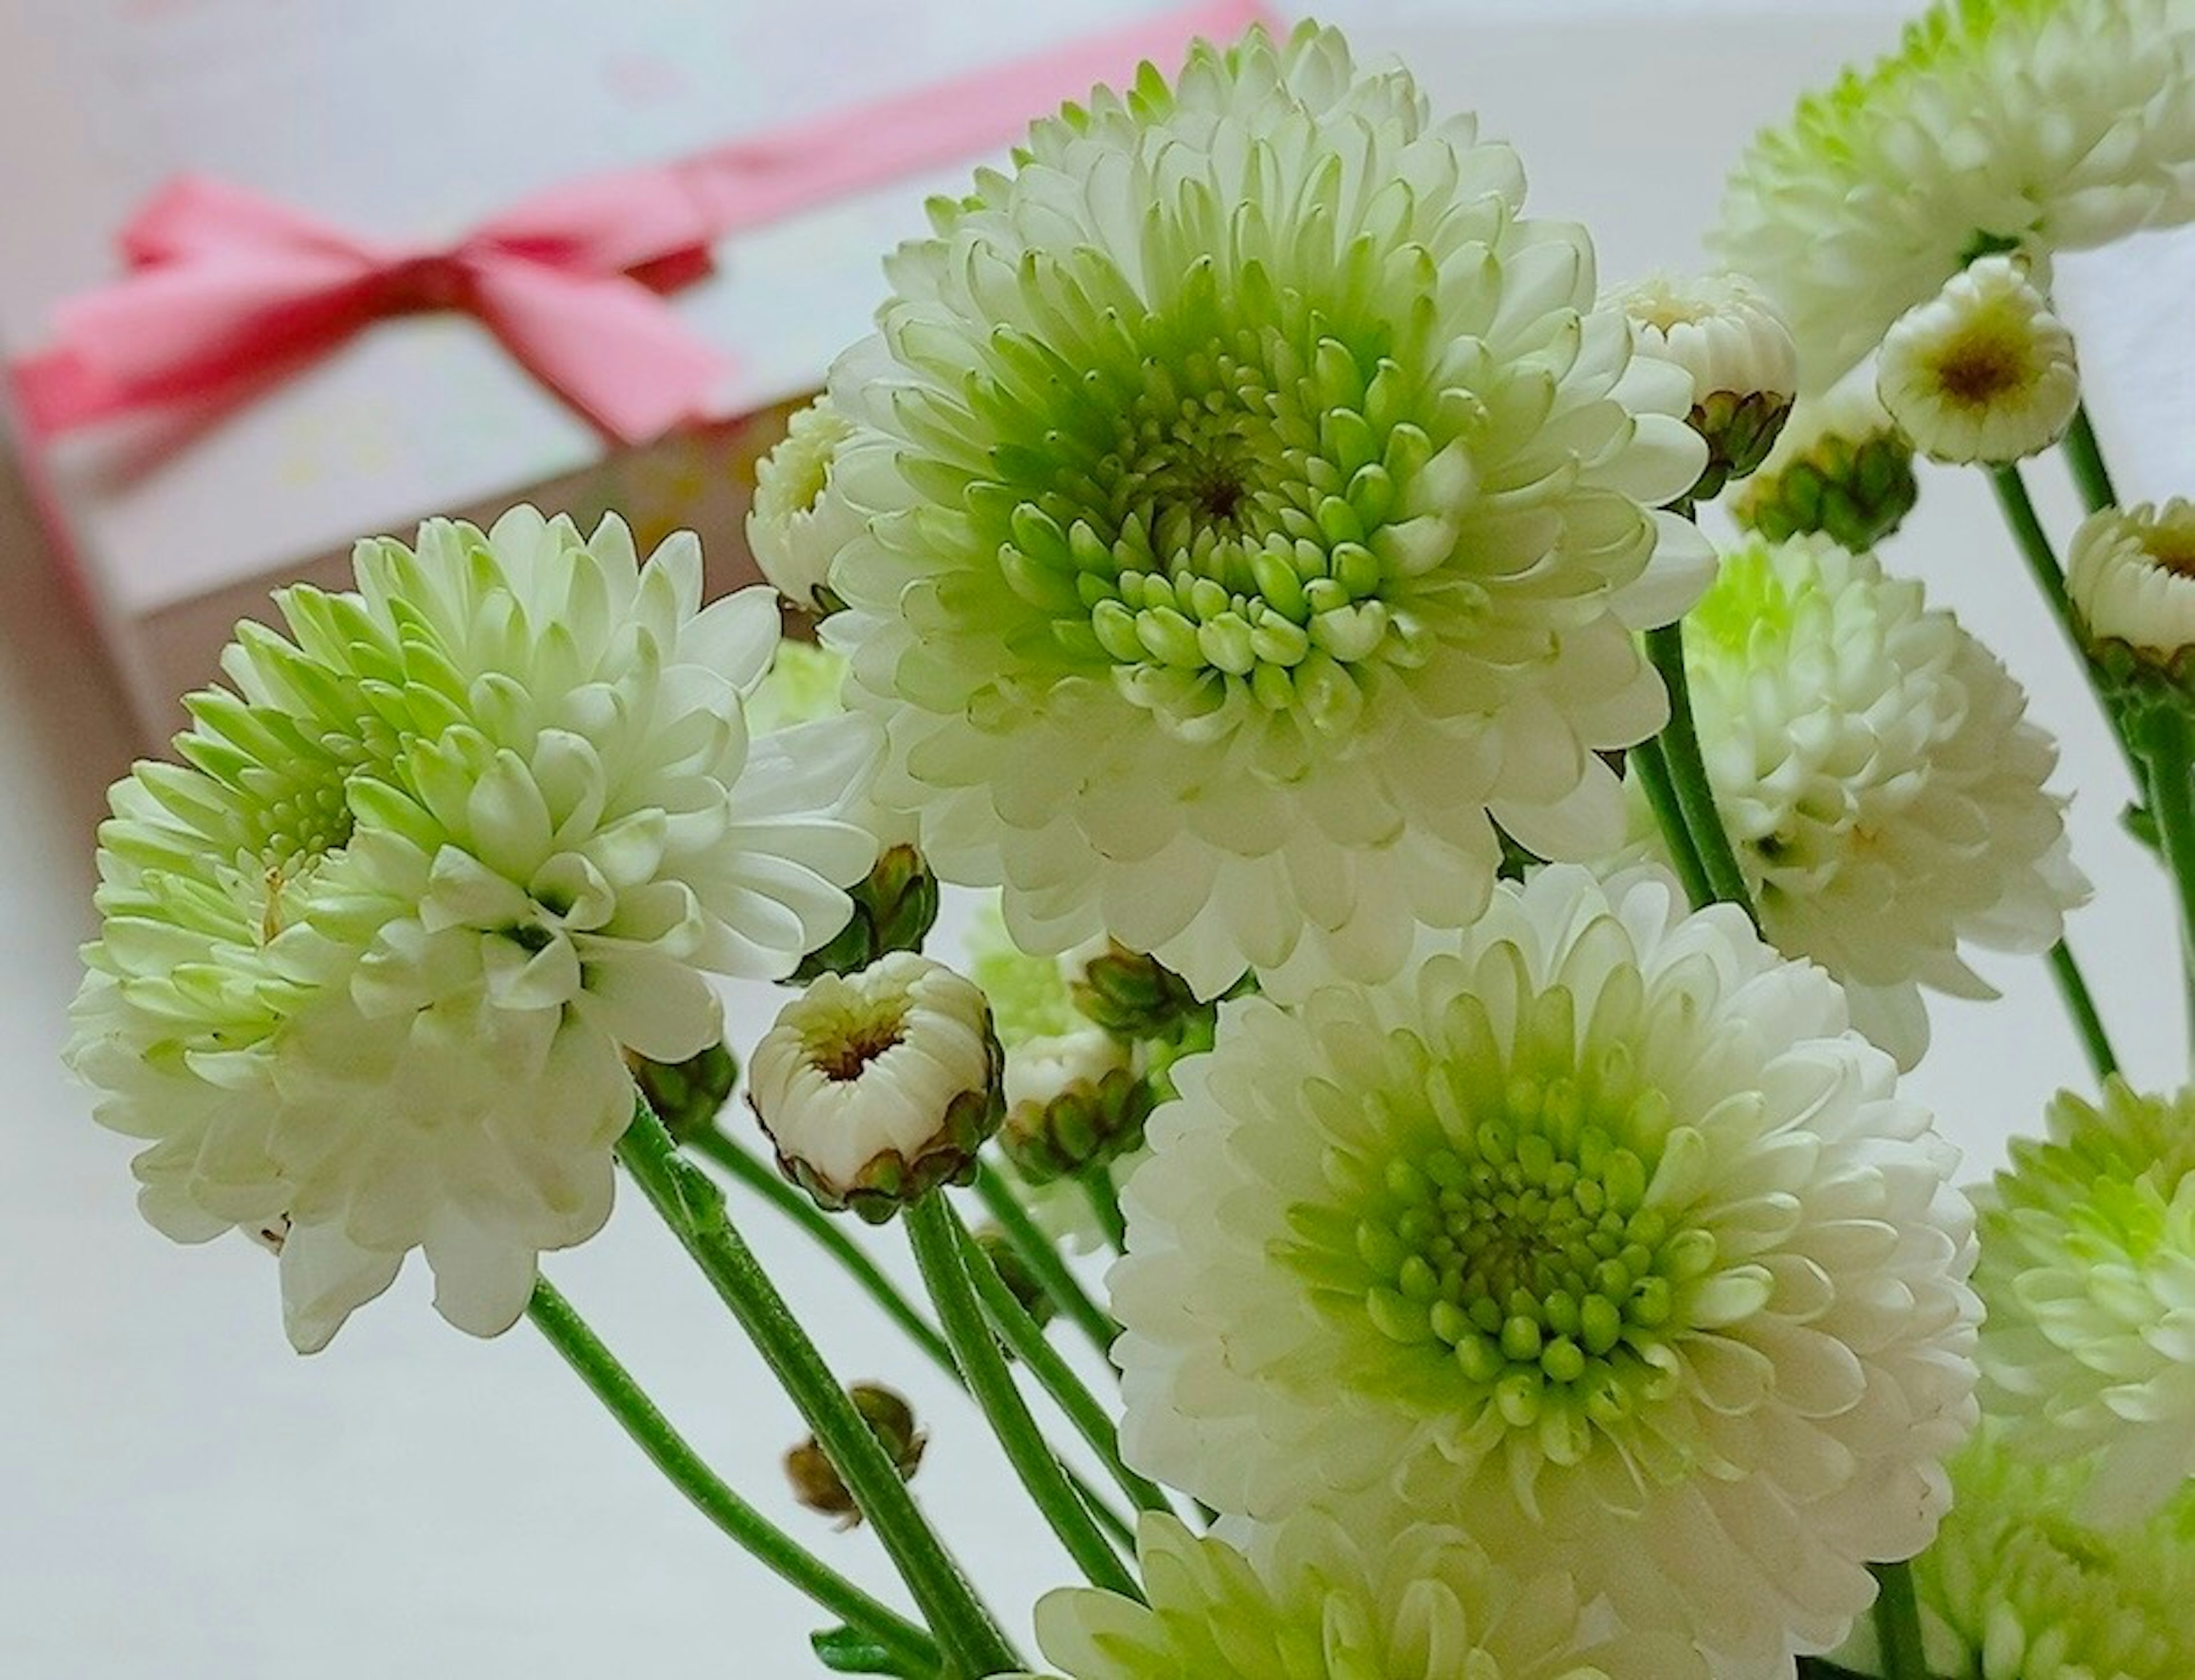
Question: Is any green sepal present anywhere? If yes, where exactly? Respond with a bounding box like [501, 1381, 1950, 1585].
[999, 1066, 1156, 1184]
[1732, 429, 1918, 553]
[1688, 388, 1793, 503]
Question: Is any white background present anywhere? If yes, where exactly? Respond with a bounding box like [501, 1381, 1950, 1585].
[5, 1, 2191, 1674]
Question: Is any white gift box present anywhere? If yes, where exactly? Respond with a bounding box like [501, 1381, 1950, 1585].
[0, 0, 1247, 739]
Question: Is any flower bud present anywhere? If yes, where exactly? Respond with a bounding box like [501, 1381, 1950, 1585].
[791, 844, 941, 984]
[749, 953, 1004, 1222]
[632, 1040, 739, 1144]
[1070, 943, 1211, 1041]
[999, 1060, 1155, 1185]
[1877, 255, 2078, 465]
[971, 1224, 1056, 1330]
[2068, 500, 2195, 725]
[747, 396, 863, 614]
[1613, 270, 1798, 501]
[1730, 368, 1918, 552]
[784, 1383, 927, 1527]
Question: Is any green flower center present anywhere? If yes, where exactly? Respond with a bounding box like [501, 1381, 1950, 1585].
[963, 249, 1454, 747]
[1283, 982, 1763, 1468]
[1352, 1084, 1711, 1455]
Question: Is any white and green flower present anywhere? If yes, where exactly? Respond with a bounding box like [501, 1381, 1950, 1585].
[1977, 1079, 2195, 1523]
[748, 395, 864, 612]
[1716, 0, 2195, 387]
[1876, 255, 2080, 464]
[1111, 865, 1980, 1679]
[1833, 1424, 2195, 1680]
[67, 509, 877, 1349]
[1674, 532, 2086, 1068]
[2068, 498, 2195, 665]
[824, 22, 1709, 1001]
[1025, 1511, 1696, 1680]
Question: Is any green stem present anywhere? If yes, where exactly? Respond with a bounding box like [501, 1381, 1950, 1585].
[1631, 736, 1716, 911]
[1081, 1173, 1128, 1254]
[1990, 464, 2147, 791]
[2046, 940, 2120, 1084]
[684, 1126, 1135, 1550]
[1869, 1561, 1933, 1680]
[687, 1125, 956, 1376]
[908, 1195, 1144, 1601]
[974, 1165, 1122, 1364]
[525, 1278, 939, 1676]
[1644, 622, 1758, 923]
[2062, 402, 2118, 515]
[617, 1102, 1021, 1678]
[2140, 710, 2195, 1062]
[955, 1202, 1176, 1523]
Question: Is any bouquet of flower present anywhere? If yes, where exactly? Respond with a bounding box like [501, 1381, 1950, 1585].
[64, 7, 2195, 1677]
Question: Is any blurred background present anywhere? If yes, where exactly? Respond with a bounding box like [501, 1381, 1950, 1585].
[3, 0, 2187, 1673]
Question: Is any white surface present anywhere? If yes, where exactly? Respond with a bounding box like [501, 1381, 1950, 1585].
[7, 2, 2190, 1676]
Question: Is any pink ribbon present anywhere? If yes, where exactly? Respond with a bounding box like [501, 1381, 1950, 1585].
[11, 0, 1273, 449]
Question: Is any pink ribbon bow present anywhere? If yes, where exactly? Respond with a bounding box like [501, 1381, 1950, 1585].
[10, 0, 1276, 452]
[11, 169, 731, 446]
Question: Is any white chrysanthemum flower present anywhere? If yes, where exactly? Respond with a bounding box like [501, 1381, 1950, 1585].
[1111, 865, 1980, 1679]
[1716, 0, 2195, 388]
[824, 22, 1711, 1001]
[1677, 532, 2087, 1068]
[748, 952, 1003, 1220]
[2067, 498, 2195, 662]
[66, 509, 877, 1350]
[1027, 1511, 1699, 1680]
[1615, 270, 1798, 406]
[1832, 1424, 2195, 1680]
[1876, 256, 2080, 463]
[747, 396, 864, 612]
[1613, 270, 1798, 501]
[1976, 1079, 2195, 1523]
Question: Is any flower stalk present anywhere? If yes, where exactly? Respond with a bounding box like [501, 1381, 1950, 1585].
[2046, 941, 2120, 1084]
[1990, 463, 2147, 791]
[2137, 709, 2195, 1056]
[616, 1099, 1021, 1677]
[973, 1164, 1122, 1363]
[953, 1202, 1176, 1522]
[2064, 402, 2118, 515]
[525, 1278, 939, 1675]
[907, 1194, 1144, 1600]
[1645, 621, 1760, 923]
[1869, 1561, 1933, 1680]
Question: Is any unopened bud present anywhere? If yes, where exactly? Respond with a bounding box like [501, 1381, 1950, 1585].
[1730, 369, 1918, 553]
[999, 1064, 1155, 1184]
[784, 1383, 927, 1527]
[972, 1225, 1056, 1331]
[792, 844, 941, 983]
[1071, 943, 1211, 1041]
[632, 1040, 739, 1143]
[749, 954, 1004, 1222]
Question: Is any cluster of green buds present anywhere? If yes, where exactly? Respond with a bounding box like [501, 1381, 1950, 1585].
[1730, 369, 1919, 552]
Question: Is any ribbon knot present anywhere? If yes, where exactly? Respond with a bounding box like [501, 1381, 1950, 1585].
[376, 252, 476, 316]
[13, 171, 732, 446]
